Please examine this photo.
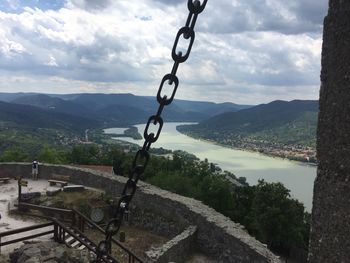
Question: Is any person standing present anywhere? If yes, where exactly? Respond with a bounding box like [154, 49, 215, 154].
[32, 159, 39, 180]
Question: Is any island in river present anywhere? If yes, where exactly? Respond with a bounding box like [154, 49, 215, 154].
[103, 126, 142, 140]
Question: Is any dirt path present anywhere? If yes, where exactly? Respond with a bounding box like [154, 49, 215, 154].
[0, 177, 170, 261]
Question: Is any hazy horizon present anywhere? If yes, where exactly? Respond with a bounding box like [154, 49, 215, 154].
[0, 91, 321, 106]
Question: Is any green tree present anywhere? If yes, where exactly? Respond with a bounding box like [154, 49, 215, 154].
[197, 175, 235, 215]
[148, 171, 195, 197]
[231, 185, 254, 225]
[0, 147, 29, 162]
[70, 144, 101, 164]
[110, 149, 128, 176]
[248, 180, 307, 252]
[38, 145, 62, 164]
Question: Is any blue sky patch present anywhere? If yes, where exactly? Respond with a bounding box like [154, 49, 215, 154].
[0, 0, 64, 13]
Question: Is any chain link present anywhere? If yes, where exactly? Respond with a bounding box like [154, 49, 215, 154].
[95, 0, 207, 261]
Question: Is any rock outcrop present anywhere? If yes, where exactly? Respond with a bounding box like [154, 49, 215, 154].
[9, 242, 93, 263]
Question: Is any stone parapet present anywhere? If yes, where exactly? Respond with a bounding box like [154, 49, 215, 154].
[145, 225, 197, 263]
[0, 163, 280, 263]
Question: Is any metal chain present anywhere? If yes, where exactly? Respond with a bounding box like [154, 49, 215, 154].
[95, 0, 208, 261]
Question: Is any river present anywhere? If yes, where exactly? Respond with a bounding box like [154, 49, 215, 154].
[104, 122, 316, 212]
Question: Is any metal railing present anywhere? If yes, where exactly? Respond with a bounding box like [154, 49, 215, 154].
[0, 222, 54, 253]
[10, 202, 143, 263]
[52, 218, 118, 263]
[73, 208, 144, 263]
[0, 219, 117, 263]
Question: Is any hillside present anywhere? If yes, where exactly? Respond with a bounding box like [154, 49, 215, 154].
[177, 100, 318, 162]
[12, 94, 96, 119]
[0, 92, 251, 155]
[171, 99, 251, 116]
[71, 93, 206, 122]
[0, 101, 99, 154]
[69, 93, 247, 122]
[3, 93, 250, 125]
[0, 92, 37, 102]
[0, 101, 98, 131]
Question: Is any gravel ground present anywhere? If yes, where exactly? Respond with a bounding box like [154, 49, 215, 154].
[0, 177, 170, 262]
[0, 178, 53, 254]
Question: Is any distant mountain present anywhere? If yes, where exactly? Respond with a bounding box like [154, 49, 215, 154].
[0, 92, 37, 102]
[178, 100, 318, 147]
[71, 93, 155, 111]
[11, 93, 153, 126]
[70, 93, 249, 122]
[12, 94, 96, 119]
[64, 93, 208, 123]
[0, 101, 98, 132]
[0, 100, 101, 155]
[96, 103, 150, 124]
[8, 93, 250, 125]
[171, 99, 251, 116]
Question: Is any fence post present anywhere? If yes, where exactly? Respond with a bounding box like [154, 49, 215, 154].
[78, 215, 85, 232]
[82, 216, 85, 233]
[59, 225, 62, 243]
[71, 211, 76, 228]
[54, 223, 58, 242]
[62, 229, 65, 243]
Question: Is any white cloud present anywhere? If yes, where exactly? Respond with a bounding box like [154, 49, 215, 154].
[45, 55, 58, 67]
[0, 0, 327, 104]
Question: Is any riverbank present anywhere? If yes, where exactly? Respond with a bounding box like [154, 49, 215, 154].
[176, 128, 317, 166]
[106, 122, 316, 212]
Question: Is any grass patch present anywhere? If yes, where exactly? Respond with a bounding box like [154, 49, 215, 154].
[33, 189, 106, 215]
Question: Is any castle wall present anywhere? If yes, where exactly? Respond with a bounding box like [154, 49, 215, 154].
[309, 1, 350, 262]
[0, 163, 280, 263]
[145, 225, 197, 263]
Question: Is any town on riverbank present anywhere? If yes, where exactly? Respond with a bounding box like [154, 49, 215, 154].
[176, 130, 317, 165]
[209, 137, 316, 164]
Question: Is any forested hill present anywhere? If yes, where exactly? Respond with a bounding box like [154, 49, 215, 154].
[0, 101, 98, 132]
[177, 100, 318, 149]
[0, 101, 101, 154]
[3, 93, 251, 125]
[12, 94, 95, 119]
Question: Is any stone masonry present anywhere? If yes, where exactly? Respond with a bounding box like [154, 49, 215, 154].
[10, 241, 93, 263]
[0, 163, 280, 263]
[145, 225, 197, 263]
[308, 1, 350, 262]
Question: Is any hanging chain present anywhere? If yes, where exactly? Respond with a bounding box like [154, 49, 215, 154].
[95, 0, 208, 261]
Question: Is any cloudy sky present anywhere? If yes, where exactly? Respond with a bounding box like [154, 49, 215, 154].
[0, 0, 328, 104]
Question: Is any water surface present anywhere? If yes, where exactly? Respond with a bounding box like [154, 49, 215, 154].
[106, 122, 316, 211]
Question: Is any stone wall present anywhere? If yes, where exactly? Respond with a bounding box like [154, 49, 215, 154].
[0, 163, 281, 263]
[128, 205, 186, 238]
[308, 1, 350, 262]
[145, 225, 197, 263]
